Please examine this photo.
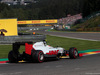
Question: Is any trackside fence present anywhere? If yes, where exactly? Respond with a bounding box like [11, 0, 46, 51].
[0, 35, 46, 44]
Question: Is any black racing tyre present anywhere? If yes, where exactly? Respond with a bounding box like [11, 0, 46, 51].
[69, 47, 78, 59]
[32, 50, 44, 63]
[8, 50, 18, 63]
[56, 53, 61, 60]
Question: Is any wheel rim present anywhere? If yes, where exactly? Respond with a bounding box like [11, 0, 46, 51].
[74, 50, 78, 57]
[39, 52, 44, 61]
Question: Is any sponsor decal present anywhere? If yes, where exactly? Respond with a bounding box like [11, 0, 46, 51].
[32, 21, 40, 23]
[46, 50, 59, 55]
[18, 19, 57, 24]
[18, 21, 26, 24]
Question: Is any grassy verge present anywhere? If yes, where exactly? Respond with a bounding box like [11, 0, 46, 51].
[0, 35, 100, 58]
[0, 45, 25, 58]
[46, 35, 100, 50]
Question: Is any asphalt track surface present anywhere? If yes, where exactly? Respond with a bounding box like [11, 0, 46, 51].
[34, 30, 100, 41]
[0, 55, 100, 75]
[0, 31, 100, 75]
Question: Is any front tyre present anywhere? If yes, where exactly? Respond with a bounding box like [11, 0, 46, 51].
[69, 47, 78, 59]
[32, 50, 44, 63]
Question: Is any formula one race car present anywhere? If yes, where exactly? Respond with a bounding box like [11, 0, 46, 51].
[8, 40, 79, 63]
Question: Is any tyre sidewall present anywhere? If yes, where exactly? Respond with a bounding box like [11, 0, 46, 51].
[32, 50, 44, 63]
[69, 47, 78, 59]
[8, 50, 18, 63]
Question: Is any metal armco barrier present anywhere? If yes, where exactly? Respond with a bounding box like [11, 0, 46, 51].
[0, 35, 46, 44]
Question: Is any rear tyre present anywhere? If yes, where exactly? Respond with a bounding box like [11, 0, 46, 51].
[69, 47, 78, 59]
[8, 50, 18, 63]
[32, 50, 44, 63]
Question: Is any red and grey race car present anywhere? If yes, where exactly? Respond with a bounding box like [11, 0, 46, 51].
[8, 40, 79, 63]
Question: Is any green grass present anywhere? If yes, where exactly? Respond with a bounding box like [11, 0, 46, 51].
[0, 35, 100, 58]
[46, 35, 100, 50]
[0, 45, 25, 58]
[0, 45, 12, 58]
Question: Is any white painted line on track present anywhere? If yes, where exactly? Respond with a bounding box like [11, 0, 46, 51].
[49, 34, 99, 41]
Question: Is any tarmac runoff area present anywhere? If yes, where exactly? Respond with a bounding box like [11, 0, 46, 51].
[33, 30, 100, 41]
[0, 49, 100, 64]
